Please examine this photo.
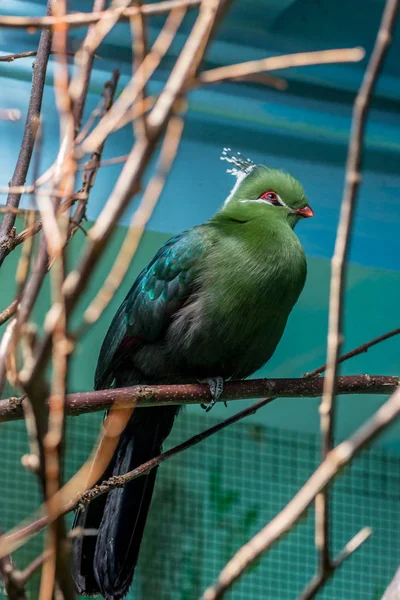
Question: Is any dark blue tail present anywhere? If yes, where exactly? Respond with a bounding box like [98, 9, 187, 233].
[72, 406, 178, 599]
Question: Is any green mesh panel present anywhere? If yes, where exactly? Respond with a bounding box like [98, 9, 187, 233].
[0, 411, 398, 599]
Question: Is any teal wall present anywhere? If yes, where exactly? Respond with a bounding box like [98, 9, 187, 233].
[1, 412, 399, 599]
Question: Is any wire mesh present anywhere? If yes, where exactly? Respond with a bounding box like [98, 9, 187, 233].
[0, 409, 399, 599]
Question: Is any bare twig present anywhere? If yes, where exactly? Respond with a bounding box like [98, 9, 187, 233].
[0, 0, 201, 29]
[298, 527, 372, 600]
[0, 375, 397, 422]
[0, 50, 75, 62]
[196, 48, 365, 86]
[38, 3, 75, 597]
[0, 300, 18, 327]
[0, 528, 27, 600]
[70, 0, 107, 135]
[0, 192, 84, 266]
[305, 326, 400, 378]
[69, 69, 120, 240]
[19, 551, 51, 585]
[130, 0, 149, 139]
[316, 0, 399, 588]
[0, 0, 53, 268]
[79, 395, 277, 504]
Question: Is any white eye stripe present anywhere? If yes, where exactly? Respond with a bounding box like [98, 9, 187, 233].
[239, 194, 295, 213]
[239, 199, 273, 205]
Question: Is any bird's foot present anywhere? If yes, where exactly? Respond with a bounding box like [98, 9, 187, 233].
[199, 376, 225, 412]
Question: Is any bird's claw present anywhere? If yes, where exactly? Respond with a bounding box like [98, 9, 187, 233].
[199, 376, 225, 412]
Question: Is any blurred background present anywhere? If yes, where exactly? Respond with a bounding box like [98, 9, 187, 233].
[0, 0, 399, 598]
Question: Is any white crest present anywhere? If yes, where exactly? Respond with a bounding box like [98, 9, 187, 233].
[220, 148, 256, 206]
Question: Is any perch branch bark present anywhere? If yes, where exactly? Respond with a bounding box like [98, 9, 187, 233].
[0, 375, 397, 422]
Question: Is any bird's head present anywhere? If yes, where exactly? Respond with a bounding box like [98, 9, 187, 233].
[218, 148, 313, 229]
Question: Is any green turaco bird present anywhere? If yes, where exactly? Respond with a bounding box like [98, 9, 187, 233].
[72, 149, 313, 599]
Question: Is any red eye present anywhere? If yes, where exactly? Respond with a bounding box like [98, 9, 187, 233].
[260, 190, 280, 205]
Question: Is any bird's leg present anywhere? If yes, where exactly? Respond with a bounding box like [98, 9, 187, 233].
[199, 376, 225, 412]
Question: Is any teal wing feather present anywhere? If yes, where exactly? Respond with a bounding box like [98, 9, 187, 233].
[94, 228, 210, 389]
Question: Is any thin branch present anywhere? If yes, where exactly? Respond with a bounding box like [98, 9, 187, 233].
[38, 2, 76, 597]
[195, 48, 365, 86]
[0, 0, 201, 29]
[201, 382, 400, 600]
[68, 69, 120, 240]
[231, 72, 287, 90]
[0, 300, 18, 327]
[0, 375, 397, 422]
[130, 0, 149, 140]
[0, 0, 53, 268]
[0, 529, 27, 600]
[298, 527, 372, 600]
[316, 0, 399, 589]
[305, 326, 400, 378]
[19, 551, 51, 585]
[70, 0, 107, 135]
[0, 50, 75, 62]
[79, 395, 277, 505]
[11, 395, 279, 544]
[0, 192, 83, 265]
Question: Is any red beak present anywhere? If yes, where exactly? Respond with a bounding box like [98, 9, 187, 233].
[296, 205, 314, 218]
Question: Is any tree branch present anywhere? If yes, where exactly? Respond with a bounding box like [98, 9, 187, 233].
[195, 48, 365, 86]
[0, 50, 75, 62]
[298, 527, 372, 600]
[0, 375, 397, 422]
[305, 326, 400, 378]
[0, 0, 53, 268]
[316, 0, 398, 591]
[0, 0, 201, 29]
[0, 528, 27, 600]
[70, 0, 108, 135]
